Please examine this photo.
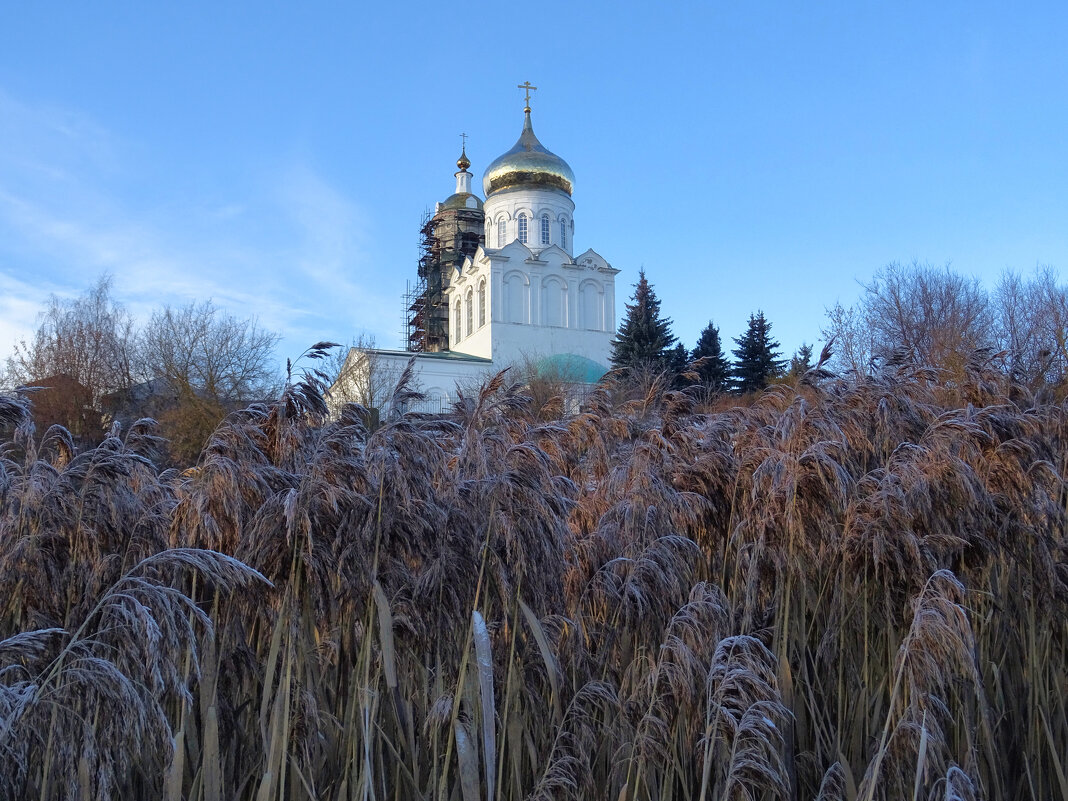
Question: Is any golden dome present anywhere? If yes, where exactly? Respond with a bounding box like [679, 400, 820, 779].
[456, 145, 471, 172]
[482, 110, 574, 197]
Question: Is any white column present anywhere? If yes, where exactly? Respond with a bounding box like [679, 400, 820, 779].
[492, 268, 503, 323]
[529, 273, 540, 327]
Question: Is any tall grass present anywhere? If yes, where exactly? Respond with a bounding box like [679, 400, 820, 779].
[1, 351, 1066, 800]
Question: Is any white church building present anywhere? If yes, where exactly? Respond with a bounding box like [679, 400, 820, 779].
[331, 93, 618, 413]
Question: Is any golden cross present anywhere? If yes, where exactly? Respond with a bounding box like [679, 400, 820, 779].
[518, 81, 537, 112]
[460, 132, 468, 149]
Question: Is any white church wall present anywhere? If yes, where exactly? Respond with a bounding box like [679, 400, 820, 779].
[400, 355, 495, 411]
[541, 274, 567, 327]
[502, 270, 528, 324]
[455, 304, 493, 359]
[445, 238, 618, 371]
[483, 186, 575, 256]
[327, 348, 496, 417]
[488, 323, 614, 370]
[579, 278, 604, 330]
[448, 253, 493, 359]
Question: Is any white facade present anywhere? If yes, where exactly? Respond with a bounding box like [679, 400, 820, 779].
[483, 187, 576, 256]
[329, 106, 618, 414]
[445, 241, 617, 370]
[328, 347, 495, 416]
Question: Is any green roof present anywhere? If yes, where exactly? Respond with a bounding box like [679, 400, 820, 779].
[369, 348, 492, 363]
[440, 192, 483, 210]
[533, 353, 608, 384]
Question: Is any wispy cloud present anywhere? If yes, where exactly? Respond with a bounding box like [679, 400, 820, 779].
[268, 165, 397, 335]
[0, 87, 395, 368]
[0, 271, 47, 360]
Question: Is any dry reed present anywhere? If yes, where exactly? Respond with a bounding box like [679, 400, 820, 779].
[0, 350, 1065, 800]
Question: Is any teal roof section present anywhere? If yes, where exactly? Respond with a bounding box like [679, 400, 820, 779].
[533, 353, 609, 384]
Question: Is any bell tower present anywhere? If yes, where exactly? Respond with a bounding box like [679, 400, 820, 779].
[405, 140, 486, 352]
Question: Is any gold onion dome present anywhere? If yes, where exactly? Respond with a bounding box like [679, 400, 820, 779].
[456, 146, 471, 171]
[482, 110, 574, 196]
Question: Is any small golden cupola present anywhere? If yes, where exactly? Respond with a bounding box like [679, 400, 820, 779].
[441, 138, 482, 211]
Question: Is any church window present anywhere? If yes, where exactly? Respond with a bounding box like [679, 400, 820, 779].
[497, 218, 506, 247]
[454, 300, 462, 340]
[540, 214, 550, 244]
[478, 280, 486, 327]
[466, 289, 474, 336]
[559, 220, 567, 250]
[517, 213, 528, 244]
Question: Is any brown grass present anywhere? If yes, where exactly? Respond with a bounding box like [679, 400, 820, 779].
[1, 353, 1066, 800]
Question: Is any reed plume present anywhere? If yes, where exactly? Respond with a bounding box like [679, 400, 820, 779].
[2, 346, 1066, 800]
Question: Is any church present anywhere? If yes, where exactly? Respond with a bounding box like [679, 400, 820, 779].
[331, 86, 618, 414]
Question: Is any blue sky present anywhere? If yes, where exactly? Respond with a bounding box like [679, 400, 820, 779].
[2, 2, 1066, 371]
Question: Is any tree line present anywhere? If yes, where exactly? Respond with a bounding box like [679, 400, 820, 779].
[2, 275, 279, 463]
[11, 260, 1068, 460]
[611, 261, 1068, 400]
[824, 260, 1068, 392]
[609, 268, 796, 394]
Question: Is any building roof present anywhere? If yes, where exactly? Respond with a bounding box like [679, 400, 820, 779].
[439, 192, 483, 210]
[367, 347, 493, 363]
[533, 353, 609, 384]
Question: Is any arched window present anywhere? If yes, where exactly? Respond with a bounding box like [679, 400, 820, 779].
[517, 213, 528, 244]
[497, 218, 506, 247]
[540, 214, 550, 244]
[465, 289, 474, 337]
[454, 300, 462, 340]
[559, 219, 567, 250]
[478, 279, 486, 327]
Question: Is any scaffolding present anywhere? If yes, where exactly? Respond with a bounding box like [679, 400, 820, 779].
[403, 204, 485, 352]
[401, 279, 422, 349]
[402, 210, 445, 352]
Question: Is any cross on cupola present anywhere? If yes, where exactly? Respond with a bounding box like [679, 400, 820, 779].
[517, 81, 537, 113]
[456, 131, 471, 172]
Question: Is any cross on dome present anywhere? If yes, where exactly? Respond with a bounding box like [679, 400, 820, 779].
[517, 81, 537, 113]
[483, 85, 575, 197]
[457, 132, 470, 171]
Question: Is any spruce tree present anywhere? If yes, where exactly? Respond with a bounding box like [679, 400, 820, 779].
[731, 311, 785, 393]
[667, 342, 691, 387]
[787, 342, 814, 379]
[691, 321, 731, 392]
[610, 269, 678, 370]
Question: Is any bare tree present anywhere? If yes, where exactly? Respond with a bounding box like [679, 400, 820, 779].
[139, 300, 280, 462]
[994, 267, 1068, 392]
[822, 302, 875, 377]
[3, 275, 136, 441]
[324, 335, 406, 415]
[865, 261, 992, 369]
[824, 261, 992, 376]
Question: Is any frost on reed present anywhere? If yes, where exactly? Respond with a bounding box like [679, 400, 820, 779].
[1, 349, 1067, 800]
